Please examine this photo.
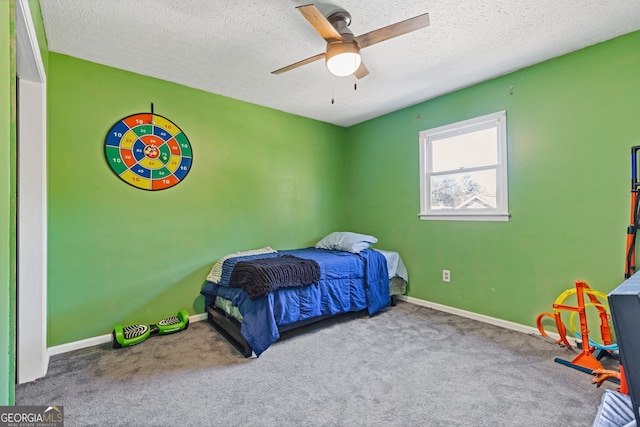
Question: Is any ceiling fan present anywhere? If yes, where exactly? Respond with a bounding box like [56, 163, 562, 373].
[272, 4, 430, 79]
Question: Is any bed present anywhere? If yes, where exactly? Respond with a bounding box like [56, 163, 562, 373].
[200, 233, 408, 357]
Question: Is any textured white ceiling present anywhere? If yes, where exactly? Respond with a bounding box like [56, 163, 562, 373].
[39, 0, 640, 127]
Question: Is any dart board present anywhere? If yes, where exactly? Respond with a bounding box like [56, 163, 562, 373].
[104, 112, 192, 190]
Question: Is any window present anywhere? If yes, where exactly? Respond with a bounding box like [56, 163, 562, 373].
[419, 110, 509, 221]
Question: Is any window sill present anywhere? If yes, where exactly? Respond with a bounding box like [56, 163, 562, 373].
[418, 213, 510, 222]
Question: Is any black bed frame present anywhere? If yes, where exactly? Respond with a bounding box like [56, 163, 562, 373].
[206, 296, 396, 357]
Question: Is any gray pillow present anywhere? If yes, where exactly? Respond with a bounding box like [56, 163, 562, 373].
[314, 232, 378, 253]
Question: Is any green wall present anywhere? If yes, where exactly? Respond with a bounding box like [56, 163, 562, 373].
[0, 0, 16, 406]
[47, 54, 348, 346]
[345, 31, 640, 328]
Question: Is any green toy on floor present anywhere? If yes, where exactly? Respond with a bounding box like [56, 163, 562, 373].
[112, 310, 189, 348]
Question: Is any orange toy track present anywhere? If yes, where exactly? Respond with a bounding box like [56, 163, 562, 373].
[536, 311, 572, 348]
[536, 280, 616, 374]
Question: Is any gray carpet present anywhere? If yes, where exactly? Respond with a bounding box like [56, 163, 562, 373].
[16, 301, 616, 426]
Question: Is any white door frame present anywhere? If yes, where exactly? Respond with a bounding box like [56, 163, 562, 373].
[16, 0, 48, 383]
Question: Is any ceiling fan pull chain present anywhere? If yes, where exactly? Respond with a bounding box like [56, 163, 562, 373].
[353, 55, 358, 91]
[331, 74, 335, 104]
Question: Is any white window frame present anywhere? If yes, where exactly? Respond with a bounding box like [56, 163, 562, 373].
[419, 110, 509, 222]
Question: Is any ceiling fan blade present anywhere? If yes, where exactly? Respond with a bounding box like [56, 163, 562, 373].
[271, 52, 326, 75]
[354, 61, 369, 79]
[355, 13, 430, 49]
[297, 4, 343, 43]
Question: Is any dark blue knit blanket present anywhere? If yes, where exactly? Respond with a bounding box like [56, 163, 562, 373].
[229, 255, 321, 300]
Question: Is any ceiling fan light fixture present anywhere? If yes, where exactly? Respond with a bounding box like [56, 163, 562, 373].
[325, 42, 361, 77]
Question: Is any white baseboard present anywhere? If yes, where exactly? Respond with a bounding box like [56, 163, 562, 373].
[47, 299, 575, 357]
[397, 295, 578, 347]
[47, 312, 208, 356]
[48, 334, 113, 356]
[189, 313, 208, 322]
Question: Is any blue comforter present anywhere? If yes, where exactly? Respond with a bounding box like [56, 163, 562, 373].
[201, 248, 390, 356]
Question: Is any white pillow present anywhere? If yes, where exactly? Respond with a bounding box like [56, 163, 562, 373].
[314, 232, 378, 253]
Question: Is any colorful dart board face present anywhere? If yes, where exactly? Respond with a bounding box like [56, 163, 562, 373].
[104, 113, 192, 190]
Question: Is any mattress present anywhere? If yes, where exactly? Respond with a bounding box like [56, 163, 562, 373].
[212, 248, 407, 323]
[202, 247, 391, 355]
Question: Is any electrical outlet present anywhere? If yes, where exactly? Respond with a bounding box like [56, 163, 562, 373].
[442, 270, 451, 282]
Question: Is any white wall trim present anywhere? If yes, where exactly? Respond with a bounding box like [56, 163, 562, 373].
[46, 298, 579, 357]
[397, 295, 578, 347]
[48, 313, 208, 356]
[16, 0, 49, 384]
[48, 334, 113, 357]
[189, 313, 208, 322]
[48, 297, 579, 357]
[16, 0, 45, 82]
